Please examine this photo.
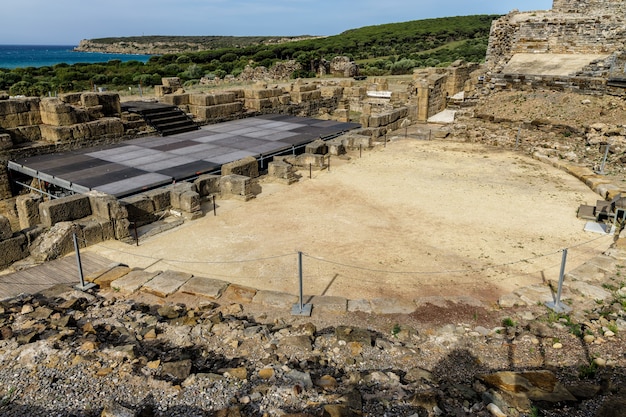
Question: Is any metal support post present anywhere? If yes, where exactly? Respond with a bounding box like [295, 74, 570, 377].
[291, 251, 312, 316]
[73, 233, 95, 291]
[309, 164, 312, 179]
[545, 249, 571, 313]
[596, 143, 610, 175]
[213, 195, 217, 216]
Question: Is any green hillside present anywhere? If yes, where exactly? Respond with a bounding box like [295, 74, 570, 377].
[0, 15, 499, 95]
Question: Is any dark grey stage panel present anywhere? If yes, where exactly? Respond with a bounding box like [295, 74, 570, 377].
[9, 115, 360, 198]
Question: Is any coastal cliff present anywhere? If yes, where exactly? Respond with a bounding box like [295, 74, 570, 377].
[75, 35, 321, 55]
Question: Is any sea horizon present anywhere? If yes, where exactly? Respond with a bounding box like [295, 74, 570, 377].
[0, 44, 152, 70]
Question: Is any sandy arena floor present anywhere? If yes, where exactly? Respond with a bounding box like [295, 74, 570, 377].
[86, 138, 614, 303]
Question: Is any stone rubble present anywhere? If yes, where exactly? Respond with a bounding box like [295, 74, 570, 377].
[0, 269, 625, 417]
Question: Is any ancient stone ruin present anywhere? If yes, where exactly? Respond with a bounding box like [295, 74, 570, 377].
[485, 0, 626, 94]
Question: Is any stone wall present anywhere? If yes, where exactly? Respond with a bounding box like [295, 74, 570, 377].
[486, 3, 626, 73]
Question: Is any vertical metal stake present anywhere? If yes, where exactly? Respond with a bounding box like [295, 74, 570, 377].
[309, 163, 312, 179]
[73, 233, 95, 291]
[359, 144, 362, 158]
[133, 222, 139, 246]
[328, 155, 330, 172]
[597, 143, 610, 175]
[545, 249, 571, 313]
[213, 195, 217, 216]
[291, 251, 312, 316]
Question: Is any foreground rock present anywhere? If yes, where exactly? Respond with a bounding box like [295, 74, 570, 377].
[0, 284, 624, 416]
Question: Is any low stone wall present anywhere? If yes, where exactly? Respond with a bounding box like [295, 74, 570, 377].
[486, 73, 610, 95]
[221, 156, 259, 178]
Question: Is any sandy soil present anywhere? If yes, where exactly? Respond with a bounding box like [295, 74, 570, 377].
[86, 137, 614, 303]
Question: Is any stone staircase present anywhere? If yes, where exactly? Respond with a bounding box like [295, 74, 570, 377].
[122, 101, 198, 136]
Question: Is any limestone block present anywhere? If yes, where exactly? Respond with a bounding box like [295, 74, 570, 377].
[11, 125, 42, 143]
[0, 98, 42, 128]
[39, 194, 92, 228]
[0, 234, 28, 269]
[175, 190, 201, 213]
[291, 82, 318, 93]
[0, 215, 12, 240]
[305, 139, 328, 155]
[320, 86, 344, 98]
[221, 156, 259, 178]
[326, 138, 346, 156]
[29, 222, 79, 262]
[190, 92, 236, 106]
[194, 174, 221, 197]
[162, 77, 182, 88]
[59, 93, 82, 105]
[16, 193, 43, 230]
[296, 153, 326, 169]
[122, 195, 156, 223]
[87, 191, 128, 221]
[39, 98, 77, 126]
[190, 102, 243, 120]
[244, 98, 272, 110]
[39, 125, 73, 142]
[114, 218, 131, 240]
[81, 93, 100, 107]
[268, 161, 298, 185]
[77, 218, 115, 245]
[290, 90, 322, 104]
[0, 133, 13, 150]
[160, 94, 189, 106]
[220, 175, 254, 201]
[144, 188, 171, 211]
[244, 88, 285, 99]
[93, 92, 121, 116]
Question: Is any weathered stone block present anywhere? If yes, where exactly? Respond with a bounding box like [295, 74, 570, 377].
[39, 98, 77, 126]
[16, 193, 43, 230]
[244, 88, 285, 99]
[0, 215, 12, 240]
[29, 222, 79, 262]
[296, 153, 326, 168]
[59, 93, 82, 105]
[268, 161, 298, 184]
[144, 188, 171, 211]
[176, 190, 201, 213]
[305, 139, 328, 155]
[221, 156, 259, 178]
[87, 191, 128, 220]
[193, 174, 221, 197]
[162, 77, 182, 88]
[190, 102, 243, 120]
[220, 175, 254, 201]
[320, 86, 344, 98]
[326, 138, 346, 156]
[189, 92, 236, 106]
[160, 94, 189, 106]
[122, 195, 156, 223]
[0, 133, 13, 150]
[39, 194, 92, 228]
[77, 218, 115, 245]
[0, 234, 28, 269]
[0, 98, 42, 128]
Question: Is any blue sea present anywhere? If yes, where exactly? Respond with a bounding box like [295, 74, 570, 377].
[0, 45, 152, 69]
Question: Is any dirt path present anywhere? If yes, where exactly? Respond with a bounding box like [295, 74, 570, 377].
[86, 138, 613, 303]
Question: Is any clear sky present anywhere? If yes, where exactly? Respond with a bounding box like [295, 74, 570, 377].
[4, 0, 554, 45]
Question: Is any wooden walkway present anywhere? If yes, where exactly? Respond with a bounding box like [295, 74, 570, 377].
[0, 253, 114, 300]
